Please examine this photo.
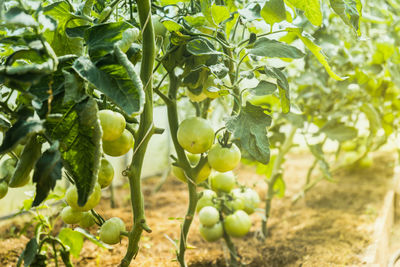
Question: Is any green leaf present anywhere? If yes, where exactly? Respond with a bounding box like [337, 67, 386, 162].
[261, 0, 286, 26]
[72, 56, 144, 117]
[32, 142, 63, 207]
[264, 67, 290, 113]
[319, 121, 358, 142]
[186, 38, 223, 56]
[82, 0, 94, 16]
[62, 69, 86, 104]
[85, 22, 133, 62]
[211, 4, 230, 25]
[46, 97, 102, 206]
[0, 119, 43, 154]
[43, 1, 86, 56]
[9, 135, 41, 188]
[5, 7, 38, 27]
[330, 0, 362, 35]
[361, 103, 381, 135]
[58, 228, 84, 258]
[248, 37, 305, 59]
[286, 28, 345, 81]
[23, 238, 39, 267]
[73, 227, 113, 249]
[162, 19, 183, 32]
[226, 102, 272, 164]
[286, 0, 322, 26]
[200, 0, 215, 26]
[248, 80, 277, 96]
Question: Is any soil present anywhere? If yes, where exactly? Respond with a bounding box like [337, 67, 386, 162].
[0, 151, 396, 267]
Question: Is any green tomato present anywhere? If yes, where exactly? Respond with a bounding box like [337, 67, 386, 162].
[0, 158, 17, 183]
[210, 172, 236, 193]
[224, 210, 251, 238]
[199, 206, 220, 227]
[208, 143, 241, 172]
[79, 212, 96, 228]
[0, 181, 8, 199]
[177, 117, 214, 154]
[103, 129, 134, 157]
[152, 15, 167, 37]
[65, 183, 102, 212]
[99, 217, 126, 245]
[199, 222, 223, 242]
[231, 188, 260, 214]
[61, 206, 84, 224]
[225, 195, 245, 212]
[98, 159, 114, 189]
[197, 190, 218, 213]
[98, 110, 126, 141]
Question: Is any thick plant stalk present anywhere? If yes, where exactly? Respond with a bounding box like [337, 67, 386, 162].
[261, 125, 297, 238]
[166, 73, 198, 267]
[120, 0, 155, 266]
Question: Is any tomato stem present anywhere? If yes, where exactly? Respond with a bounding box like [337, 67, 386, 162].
[165, 73, 198, 267]
[261, 125, 297, 238]
[120, 0, 155, 266]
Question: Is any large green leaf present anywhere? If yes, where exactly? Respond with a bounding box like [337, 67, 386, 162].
[261, 0, 286, 26]
[226, 102, 272, 164]
[32, 142, 63, 207]
[211, 4, 230, 25]
[286, 28, 345, 81]
[319, 121, 358, 141]
[264, 67, 290, 113]
[0, 119, 43, 154]
[286, 0, 322, 26]
[46, 97, 102, 206]
[72, 56, 144, 116]
[85, 22, 133, 62]
[330, 0, 362, 35]
[43, 1, 86, 56]
[58, 228, 84, 258]
[248, 37, 305, 59]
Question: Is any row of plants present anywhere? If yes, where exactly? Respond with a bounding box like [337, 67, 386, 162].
[1, 0, 398, 266]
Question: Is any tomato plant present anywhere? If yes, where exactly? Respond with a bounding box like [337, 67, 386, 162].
[1, 0, 389, 266]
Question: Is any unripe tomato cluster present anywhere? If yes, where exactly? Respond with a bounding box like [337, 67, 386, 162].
[60, 111, 129, 245]
[173, 117, 241, 184]
[197, 179, 260, 242]
[175, 117, 259, 242]
[98, 109, 134, 157]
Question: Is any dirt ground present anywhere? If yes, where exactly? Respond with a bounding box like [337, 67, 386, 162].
[0, 151, 396, 267]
